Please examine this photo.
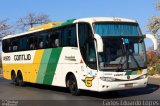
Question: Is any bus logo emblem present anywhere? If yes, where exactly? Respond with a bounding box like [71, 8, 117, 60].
[127, 75, 130, 79]
[85, 77, 94, 87]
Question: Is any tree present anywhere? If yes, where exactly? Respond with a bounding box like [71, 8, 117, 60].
[0, 19, 12, 37]
[156, 2, 160, 10]
[16, 13, 51, 31]
[147, 2, 160, 38]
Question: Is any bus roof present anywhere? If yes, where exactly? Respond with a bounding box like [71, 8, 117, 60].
[74, 17, 137, 23]
[2, 17, 137, 40]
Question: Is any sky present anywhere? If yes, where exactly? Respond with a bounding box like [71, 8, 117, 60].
[0, 0, 159, 48]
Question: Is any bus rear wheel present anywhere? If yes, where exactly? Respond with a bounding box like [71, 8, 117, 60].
[16, 72, 25, 86]
[11, 71, 16, 84]
[68, 75, 81, 96]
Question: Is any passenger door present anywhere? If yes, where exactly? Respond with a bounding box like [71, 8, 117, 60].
[78, 23, 98, 90]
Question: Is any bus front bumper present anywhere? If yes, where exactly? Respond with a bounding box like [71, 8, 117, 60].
[98, 77, 148, 92]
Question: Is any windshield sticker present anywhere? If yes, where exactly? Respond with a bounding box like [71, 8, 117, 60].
[87, 70, 93, 77]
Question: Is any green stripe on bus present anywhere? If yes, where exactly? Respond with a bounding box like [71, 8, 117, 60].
[53, 19, 75, 28]
[36, 49, 52, 84]
[125, 70, 137, 75]
[43, 48, 62, 85]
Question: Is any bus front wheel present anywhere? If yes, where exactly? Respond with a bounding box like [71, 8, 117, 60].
[68, 75, 81, 96]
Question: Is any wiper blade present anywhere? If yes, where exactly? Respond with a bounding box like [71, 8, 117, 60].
[116, 38, 127, 72]
[128, 50, 141, 70]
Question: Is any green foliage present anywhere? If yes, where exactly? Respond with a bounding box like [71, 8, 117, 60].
[147, 51, 160, 75]
[148, 67, 156, 76]
[147, 16, 160, 36]
[147, 2, 160, 76]
[155, 64, 160, 74]
[147, 2, 160, 37]
[148, 64, 160, 76]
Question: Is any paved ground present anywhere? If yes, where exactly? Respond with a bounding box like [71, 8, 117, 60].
[0, 77, 160, 106]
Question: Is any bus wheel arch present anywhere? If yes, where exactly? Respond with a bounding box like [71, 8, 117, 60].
[65, 72, 81, 96]
[66, 72, 74, 88]
[11, 70, 16, 84]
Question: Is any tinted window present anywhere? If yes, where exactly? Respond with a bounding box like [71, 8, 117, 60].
[49, 29, 61, 48]
[20, 37, 27, 51]
[37, 32, 48, 49]
[62, 25, 77, 47]
[2, 39, 10, 52]
[2, 24, 77, 53]
[11, 39, 19, 52]
[78, 23, 97, 69]
[78, 23, 92, 47]
[28, 35, 37, 50]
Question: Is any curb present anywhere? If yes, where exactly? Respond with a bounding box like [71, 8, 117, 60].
[149, 75, 160, 79]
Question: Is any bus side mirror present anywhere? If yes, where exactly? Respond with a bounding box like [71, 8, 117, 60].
[94, 34, 103, 52]
[145, 34, 158, 50]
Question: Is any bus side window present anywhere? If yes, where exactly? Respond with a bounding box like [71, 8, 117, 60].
[55, 38, 59, 47]
[62, 25, 77, 47]
[45, 33, 49, 48]
[38, 36, 44, 49]
[28, 36, 37, 50]
[70, 25, 77, 46]
[12, 39, 19, 52]
[49, 29, 61, 48]
[20, 37, 27, 51]
[2, 39, 10, 53]
[37, 31, 49, 49]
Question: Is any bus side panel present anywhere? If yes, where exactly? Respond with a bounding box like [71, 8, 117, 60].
[29, 49, 44, 83]
[35, 48, 62, 85]
[2, 64, 12, 80]
[3, 64, 35, 82]
[51, 47, 99, 91]
[2, 50, 44, 83]
[52, 47, 81, 87]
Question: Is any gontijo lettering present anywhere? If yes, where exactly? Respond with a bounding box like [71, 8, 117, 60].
[14, 54, 31, 61]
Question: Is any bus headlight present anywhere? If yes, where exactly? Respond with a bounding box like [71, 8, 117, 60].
[139, 74, 148, 79]
[100, 77, 115, 82]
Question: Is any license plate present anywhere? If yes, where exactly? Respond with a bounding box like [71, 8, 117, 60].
[125, 83, 133, 88]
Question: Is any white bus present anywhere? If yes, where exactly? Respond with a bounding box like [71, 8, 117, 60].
[2, 17, 157, 95]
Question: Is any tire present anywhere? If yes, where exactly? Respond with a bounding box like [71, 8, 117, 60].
[68, 75, 81, 96]
[16, 72, 25, 86]
[11, 72, 16, 85]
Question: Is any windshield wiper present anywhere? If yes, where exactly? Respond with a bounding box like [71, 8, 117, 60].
[128, 49, 141, 70]
[116, 38, 141, 71]
[116, 38, 127, 72]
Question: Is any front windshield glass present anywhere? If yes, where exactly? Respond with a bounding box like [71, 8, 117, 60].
[94, 22, 147, 71]
[98, 37, 147, 71]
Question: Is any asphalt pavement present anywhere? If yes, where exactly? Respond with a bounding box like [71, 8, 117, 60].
[0, 77, 160, 106]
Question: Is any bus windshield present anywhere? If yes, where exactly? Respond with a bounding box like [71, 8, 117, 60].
[94, 22, 147, 71]
[98, 37, 147, 71]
